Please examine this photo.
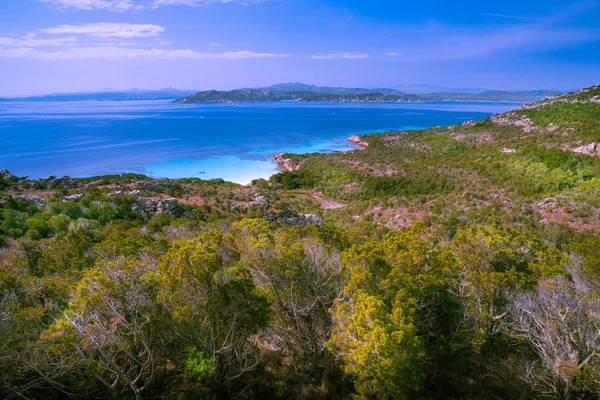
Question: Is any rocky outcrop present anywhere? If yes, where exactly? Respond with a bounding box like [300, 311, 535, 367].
[132, 197, 188, 218]
[21, 176, 83, 189]
[265, 208, 325, 226]
[253, 195, 270, 208]
[572, 143, 600, 157]
[85, 180, 105, 188]
[0, 170, 18, 184]
[0, 195, 46, 207]
[63, 194, 84, 202]
[348, 135, 369, 149]
[273, 153, 304, 172]
[491, 112, 536, 133]
[135, 181, 176, 192]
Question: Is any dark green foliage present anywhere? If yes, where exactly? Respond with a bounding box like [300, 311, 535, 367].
[269, 171, 316, 189]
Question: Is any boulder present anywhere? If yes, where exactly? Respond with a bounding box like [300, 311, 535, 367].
[0, 169, 17, 183]
[253, 195, 270, 208]
[132, 197, 187, 218]
[85, 180, 105, 188]
[265, 208, 325, 226]
[63, 194, 84, 202]
[135, 181, 176, 192]
[0, 195, 46, 207]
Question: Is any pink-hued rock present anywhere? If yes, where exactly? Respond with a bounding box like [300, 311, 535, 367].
[348, 135, 369, 149]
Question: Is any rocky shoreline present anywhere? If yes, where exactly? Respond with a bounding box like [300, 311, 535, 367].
[348, 135, 369, 149]
[273, 152, 301, 172]
[273, 135, 370, 172]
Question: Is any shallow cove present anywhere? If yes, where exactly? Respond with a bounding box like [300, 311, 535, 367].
[0, 100, 518, 184]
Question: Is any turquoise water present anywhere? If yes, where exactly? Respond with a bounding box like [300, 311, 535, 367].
[0, 100, 517, 184]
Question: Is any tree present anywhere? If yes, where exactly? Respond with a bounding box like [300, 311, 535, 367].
[1, 209, 28, 238]
[509, 258, 600, 398]
[450, 225, 563, 343]
[231, 220, 345, 383]
[328, 223, 449, 399]
[158, 229, 270, 395]
[41, 258, 165, 399]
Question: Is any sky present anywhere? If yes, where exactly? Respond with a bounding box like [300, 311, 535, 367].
[0, 0, 599, 96]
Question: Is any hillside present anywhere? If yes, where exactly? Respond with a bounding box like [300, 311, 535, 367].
[2, 85, 600, 400]
[175, 86, 560, 103]
[265, 82, 407, 95]
[174, 88, 422, 103]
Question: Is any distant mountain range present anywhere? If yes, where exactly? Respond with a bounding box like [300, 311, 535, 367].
[264, 82, 407, 95]
[175, 84, 561, 104]
[0, 88, 198, 102]
[0, 83, 561, 103]
[265, 83, 492, 95]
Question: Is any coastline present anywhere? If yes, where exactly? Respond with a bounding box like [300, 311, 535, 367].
[0, 100, 513, 185]
[273, 135, 369, 172]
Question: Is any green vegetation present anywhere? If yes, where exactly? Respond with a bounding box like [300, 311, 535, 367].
[2, 85, 600, 399]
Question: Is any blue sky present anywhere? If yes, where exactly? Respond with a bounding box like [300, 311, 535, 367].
[0, 0, 598, 95]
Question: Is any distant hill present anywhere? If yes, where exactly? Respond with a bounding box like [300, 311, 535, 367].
[420, 90, 561, 102]
[0, 88, 198, 102]
[264, 82, 406, 95]
[390, 84, 490, 94]
[174, 89, 421, 103]
[175, 85, 560, 104]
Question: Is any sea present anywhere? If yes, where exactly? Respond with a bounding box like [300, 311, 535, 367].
[0, 100, 518, 184]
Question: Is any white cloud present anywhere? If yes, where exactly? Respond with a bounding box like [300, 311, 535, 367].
[0, 46, 290, 60]
[39, 0, 141, 11]
[39, 0, 267, 11]
[209, 42, 224, 47]
[387, 52, 399, 56]
[310, 52, 369, 60]
[42, 23, 165, 38]
[0, 36, 77, 48]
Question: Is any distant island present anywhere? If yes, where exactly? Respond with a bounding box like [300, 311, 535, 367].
[174, 83, 560, 104]
[0, 88, 198, 102]
[0, 83, 560, 103]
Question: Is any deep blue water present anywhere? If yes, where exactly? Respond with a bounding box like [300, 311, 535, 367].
[0, 100, 517, 184]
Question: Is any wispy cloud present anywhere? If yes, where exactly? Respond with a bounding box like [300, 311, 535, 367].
[42, 23, 165, 38]
[39, 0, 142, 11]
[209, 42, 224, 47]
[0, 35, 77, 48]
[388, 20, 599, 62]
[382, 2, 597, 62]
[0, 47, 290, 60]
[39, 0, 268, 12]
[310, 52, 369, 60]
[480, 13, 547, 22]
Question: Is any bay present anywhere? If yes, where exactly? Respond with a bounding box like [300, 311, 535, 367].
[0, 100, 517, 184]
